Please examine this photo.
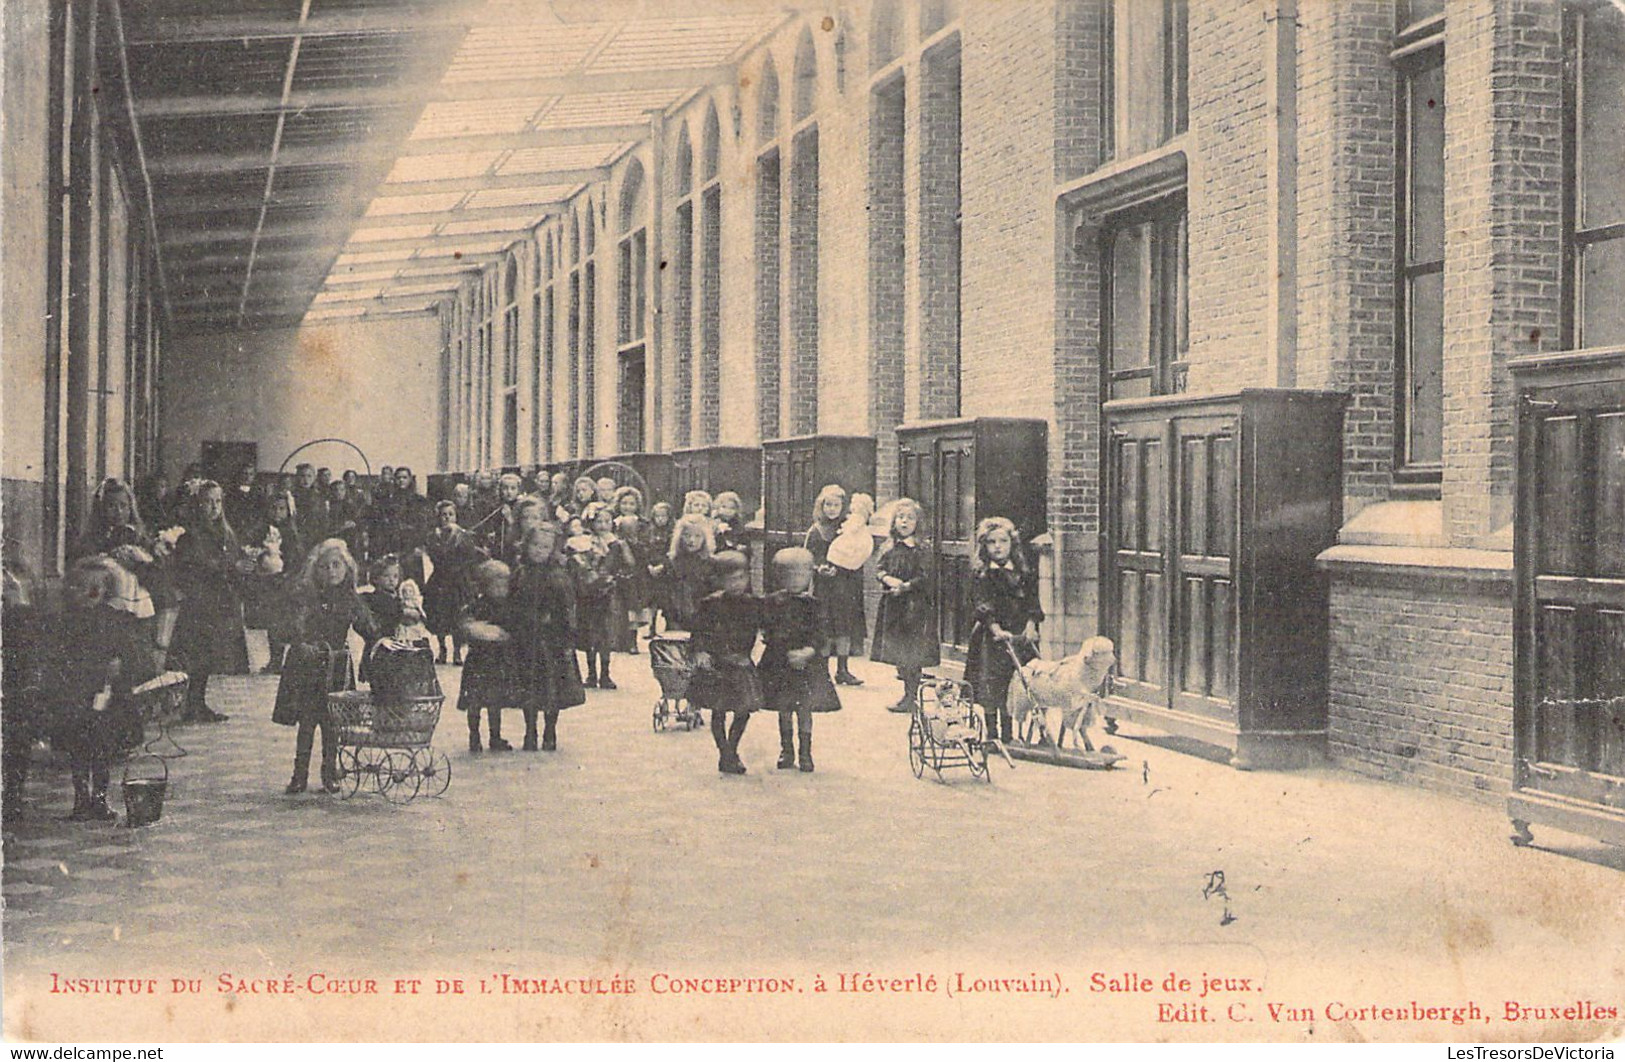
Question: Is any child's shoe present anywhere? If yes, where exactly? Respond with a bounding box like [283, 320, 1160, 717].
[599, 674, 617, 690]
[777, 749, 796, 770]
[835, 670, 863, 687]
[583, 675, 598, 689]
[468, 733, 482, 753]
[86, 797, 117, 822]
[285, 778, 307, 795]
[489, 738, 513, 752]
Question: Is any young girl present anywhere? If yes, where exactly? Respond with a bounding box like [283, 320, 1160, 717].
[569, 502, 635, 689]
[359, 555, 430, 666]
[712, 490, 745, 554]
[688, 550, 763, 774]
[654, 512, 715, 632]
[682, 489, 713, 520]
[612, 486, 652, 646]
[595, 477, 619, 507]
[273, 540, 379, 794]
[37, 558, 155, 822]
[169, 481, 254, 720]
[511, 524, 586, 751]
[871, 499, 938, 714]
[570, 477, 598, 517]
[760, 547, 841, 772]
[962, 516, 1043, 746]
[458, 560, 524, 752]
[422, 499, 485, 665]
[803, 484, 867, 686]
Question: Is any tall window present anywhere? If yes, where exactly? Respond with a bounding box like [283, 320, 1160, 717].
[673, 126, 696, 448]
[789, 31, 821, 435]
[1396, 7, 1445, 475]
[1567, 2, 1625, 350]
[1103, 195, 1189, 401]
[699, 105, 724, 444]
[920, 34, 961, 419]
[502, 252, 521, 465]
[535, 231, 556, 463]
[617, 162, 649, 454]
[1102, 0, 1189, 163]
[568, 214, 582, 457]
[583, 200, 598, 456]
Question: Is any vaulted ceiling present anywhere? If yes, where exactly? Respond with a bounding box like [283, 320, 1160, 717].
[124, 0, 789, 334]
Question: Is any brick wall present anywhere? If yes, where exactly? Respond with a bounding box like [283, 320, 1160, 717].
[789, 127, 821, 435]
[1441, 0, 1562, 546]
[699, 183, 722, 446]
[1293, 0, 1398, 507]
[918, 37, 962, 421]
[1184, 0, 1271, 393]
[755, 150, 783, 441]
[1328, 577, 1514, 803]
[672, 199, 695, 449]
[869, 74, 907, 499]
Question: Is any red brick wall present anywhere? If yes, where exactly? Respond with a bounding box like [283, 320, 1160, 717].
[789, 127, 821, 436]
[755, 150, 782, 441]
[868, 74, 908, 500]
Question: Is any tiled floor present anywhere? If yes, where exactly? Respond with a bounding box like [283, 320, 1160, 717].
[5, 652, 1623, 1041]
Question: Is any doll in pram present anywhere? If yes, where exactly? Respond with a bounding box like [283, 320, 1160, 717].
[907, 675, 990, 782]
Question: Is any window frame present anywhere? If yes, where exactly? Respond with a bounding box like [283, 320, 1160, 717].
[1100, 0, 1190, 166]
[1393, 33, 1446, 485]
[1562, 1, 1625, 352]
[1101, 191, 1189, 402]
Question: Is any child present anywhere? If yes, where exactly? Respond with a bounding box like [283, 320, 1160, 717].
[459, 560, 526, 752]
[568, 502, 635, 689]
[803, 484, 866, 686]
[595, 477, 619, 507]
[962, 516, 1043, 746]
[682, 489, 713, 519]
[169, 480, 254, 719]
[612, 486, 652, 646]
[423, 499, 486, 665]
[273, 540, 379, 794]
[511, 524, 586, 751]
[871, 498, 938, 714]
[38, 557, 157, 822]
[687, 551, 762, 774]
[360, 555, 431, 664]
[2, 560, 43, 823]
[712, 490, 745, 554]
[760, 548, 841, 772]
[570, 477, 598, 516]
[654, 512, 715, 632]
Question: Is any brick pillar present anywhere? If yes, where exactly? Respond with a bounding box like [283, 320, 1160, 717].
[869, 73, 907, 499]
[919, 38, 962, 421]
[673, 199, 695, 449]
[699, 182, 722, 445]
[755, 150, 782, 441]
[1293, 0, 1398, 513]
[1441, 0, 1563, 545]
[789, 126, 820, 435]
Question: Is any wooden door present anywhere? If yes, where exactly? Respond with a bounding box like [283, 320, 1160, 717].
[935, 433, 976, 656]
[1519, 387, 1625, 809]
[762, 448, 789, 532]
[1170, 414, 1239, 722]
[1106, 418, 1169, 706]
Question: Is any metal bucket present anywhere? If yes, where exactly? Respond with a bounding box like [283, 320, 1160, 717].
[121, 756, 169, 828]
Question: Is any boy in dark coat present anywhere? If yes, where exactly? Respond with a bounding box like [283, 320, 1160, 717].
[687, 551, 763, 775]
[760, 548, 842, 772]
[511, 525, 586, 752]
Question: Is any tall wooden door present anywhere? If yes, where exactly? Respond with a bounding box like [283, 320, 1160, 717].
[1519, 387, 1625, 811]
[1170, 414, 1239, 722]
[1106, 417, 1169, 707]
[898, 430, 977, 659]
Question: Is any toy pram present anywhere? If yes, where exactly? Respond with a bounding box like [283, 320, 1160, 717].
[649, 631, 703, 731]
[328, 684, 451, 804]
[908, 675, 990, 783]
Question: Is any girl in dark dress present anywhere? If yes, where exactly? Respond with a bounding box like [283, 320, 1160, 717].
[568, 502, 636, 689]
[170, 481, 253, 721]
[871, 498, 939, 714]
[40, 558, 158, 822]
[711, 491, 745, 554]
[761, 548, 842, 773]
[512, 525, 586, 751]
[687, 551, 763, 775]
[251, 492, 302, 673]
[653, 513, 715, 632]
[274, 539, 378, 794]
[357, 554, 408, 683]
[962, 516, 1043, 746]
[70, 479, 174, 664]
[458, 560, 525, 752]
[423, 499, 485, 665]
[612, 485, 653, 646]
[803, 484, 866, 687]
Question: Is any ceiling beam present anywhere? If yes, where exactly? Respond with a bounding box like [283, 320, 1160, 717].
[330, 250, 505, 270]
[307, 292, 444, 309]
[162, 223, 335, 249]
[377, 167, 605, 197]
[152, 124, 644, 175]
[338, 231, 530, 255]
[137, 66, 735, 119]
[164, 202, 559, 248]
[322, 269, 481, 292]
[355, 201, 563, 227]
[123, 8, 482, 45]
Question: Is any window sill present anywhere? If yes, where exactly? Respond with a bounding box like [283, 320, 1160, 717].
[1056, 139, 1188, 215]
[1316, 499, 1512, 589]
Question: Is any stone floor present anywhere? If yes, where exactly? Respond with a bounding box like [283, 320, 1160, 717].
[5, 647, 1624, 1042]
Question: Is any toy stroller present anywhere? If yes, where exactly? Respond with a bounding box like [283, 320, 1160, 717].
[907, 675, 991, 783]
[649, 629, 703, 731]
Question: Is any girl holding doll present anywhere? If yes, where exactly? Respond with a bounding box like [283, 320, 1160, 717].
[458, 560, 525, 752]
[273, 539, 379, 794]
[611, 485, 653, 645]
[871, 498, 938, 714]
[568, 502, 636, 689]
[803, 484, 867, 687]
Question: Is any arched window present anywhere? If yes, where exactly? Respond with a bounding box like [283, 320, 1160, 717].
[757, 54, 780, 147]
[676, 124, 693, 198]
[699, 102, 723, 444]
[617, 160, 650, 452]
[871, 0, 902, 71]
[672, 124, 697, 447]
[501, 250, 521, 464]
[793, 29, 818, 123]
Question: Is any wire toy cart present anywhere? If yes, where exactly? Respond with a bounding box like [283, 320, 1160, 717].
[908, 675, 991, 783]
[649, 631, 703, 731]
[328, 690, 451, 803]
